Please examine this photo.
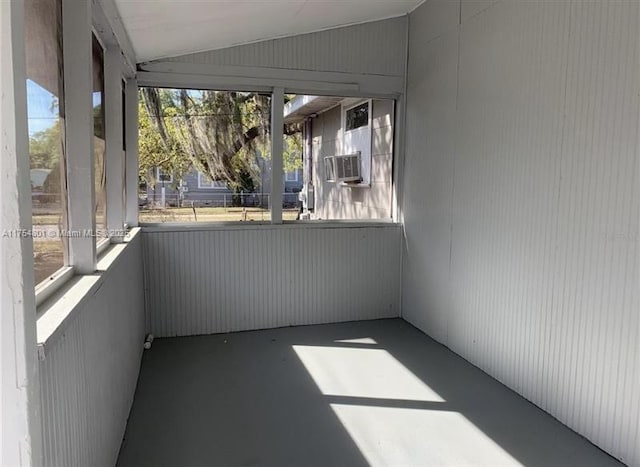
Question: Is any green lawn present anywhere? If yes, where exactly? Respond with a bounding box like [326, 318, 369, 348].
[33, 241, 64, 285]
[31, 207, 297, 225]
[139, 206, 299, 223]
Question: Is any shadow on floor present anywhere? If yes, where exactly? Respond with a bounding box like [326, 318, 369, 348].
[117, 319, 622, 467]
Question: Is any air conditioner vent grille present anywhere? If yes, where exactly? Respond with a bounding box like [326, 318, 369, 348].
[324, 152, 361, 183]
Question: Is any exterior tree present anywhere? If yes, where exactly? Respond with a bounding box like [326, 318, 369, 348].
[138, 99, 191, 197]
[29, 120, 62, 169]
[28, 121, 65, 203]
[141, 88, 265, 194]
[139, 88, 303, 206]
[283, 133, 302, 174]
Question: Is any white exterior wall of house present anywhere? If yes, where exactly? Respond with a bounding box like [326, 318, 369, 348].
[402, 1, 640, 465]
[310, 99, 394, 220]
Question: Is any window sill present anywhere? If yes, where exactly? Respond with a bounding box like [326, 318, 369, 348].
[340, 181, 370, 188]
[35, 266, 75, 307]
[97, 237, 111, 255]
[34, 236, 120, 307]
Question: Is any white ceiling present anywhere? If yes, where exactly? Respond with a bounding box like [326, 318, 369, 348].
[113, 0, 423, 62]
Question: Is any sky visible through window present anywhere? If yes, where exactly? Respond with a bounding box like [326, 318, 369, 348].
[26, 79, 102, 136]
[27, 79, 57, 136]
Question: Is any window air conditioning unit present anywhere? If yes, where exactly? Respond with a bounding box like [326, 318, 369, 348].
[324, 152, 361, 183]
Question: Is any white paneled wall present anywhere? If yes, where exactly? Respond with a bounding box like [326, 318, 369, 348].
[161, 17, 407, 77]
[143, 224, 402, 338]
[404, 1, 639, 465]
[37, 234, 145, 467]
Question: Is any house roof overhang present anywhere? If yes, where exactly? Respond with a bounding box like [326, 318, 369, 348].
[284, 95, 344, 124]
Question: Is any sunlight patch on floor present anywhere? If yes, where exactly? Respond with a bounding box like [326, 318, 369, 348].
[334, 337, 378, 344]
[330, 405, 522, 467]
[293, 344, 521, 467]
[293, 345, 445, 402]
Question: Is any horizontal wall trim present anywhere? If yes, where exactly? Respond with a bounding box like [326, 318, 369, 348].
[139, 61, 404, 81]
[137, 71, 357, 93]
[136, 69, 403, 97]
[140, 220, 398, 232]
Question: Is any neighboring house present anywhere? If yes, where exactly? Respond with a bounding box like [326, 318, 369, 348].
[30, 168, 51, 189]
[146, 164, 302, 208]
[30, 167, 63, 206]
[284, 96, 394, 220]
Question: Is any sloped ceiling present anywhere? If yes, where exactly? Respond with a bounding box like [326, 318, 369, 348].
[113, 0, 423, 62]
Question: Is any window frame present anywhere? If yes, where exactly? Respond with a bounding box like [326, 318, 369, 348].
[134, 87, 399, 226]
[345, 101, 370, 131]
[285, 171, 299, 182]
[92, 33, 108, 244]
[137, 87, 276, 224]
[197, 172, 227, 189]
[156, 167, 173, 183]
[31, 0, 134, 304]
[340, 99, 373, 187]
[25, 0, 70, 289]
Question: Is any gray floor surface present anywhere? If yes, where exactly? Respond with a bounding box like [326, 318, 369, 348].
[117, 318, 622, 467]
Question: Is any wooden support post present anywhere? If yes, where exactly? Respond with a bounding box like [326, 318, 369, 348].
[62, 0, 96, 272]
[105, 47, 124, 240]
[270, 87, 284, 223]
[0, 1, 43, 464]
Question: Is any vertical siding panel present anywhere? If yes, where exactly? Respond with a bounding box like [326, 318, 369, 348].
[203, 231, 210, 333]
[143, 225, 401, 337]
[39, 234, 145, 466]
[202, 231, 209, 335]
[405, 0, 639, 465]
[162, 17, 407, 77]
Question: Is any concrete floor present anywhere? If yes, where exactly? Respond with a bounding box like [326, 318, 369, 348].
[117, 319, 622, 467]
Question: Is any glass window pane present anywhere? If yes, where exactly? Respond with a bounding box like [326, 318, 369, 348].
[93, 35, 107, 240]
[283, 96, 394, 221]
[25, 0, 67, 285]
[138, 88, 271, 223]
[345, 102, 369, 131]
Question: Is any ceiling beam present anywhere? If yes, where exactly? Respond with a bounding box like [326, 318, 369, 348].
[137, 62, 403, 96]
[93, 0, 136, 76]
